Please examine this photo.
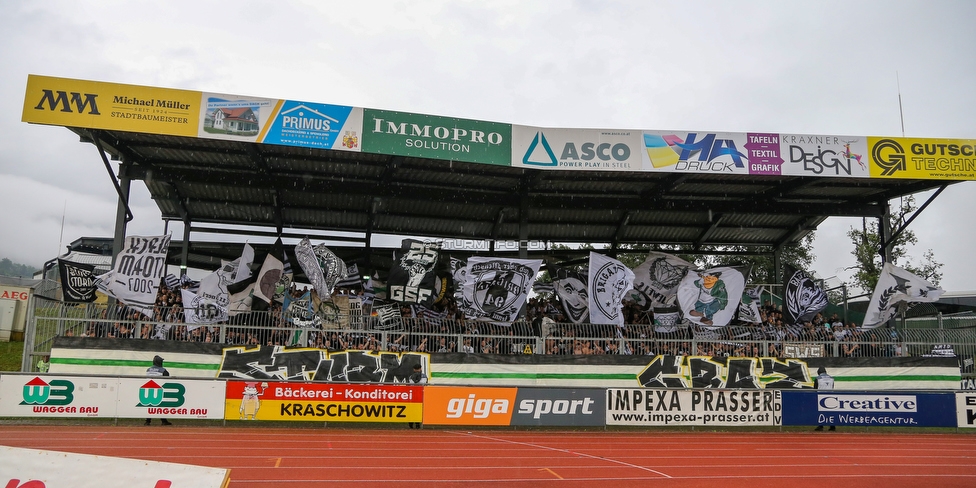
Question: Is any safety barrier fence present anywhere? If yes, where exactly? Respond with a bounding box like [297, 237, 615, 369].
[0, 372, 972, 429]
[23, 298, 976, 373]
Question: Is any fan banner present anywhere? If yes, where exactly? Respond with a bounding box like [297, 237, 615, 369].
[587, 252, 635, 326]
[457, 257, 542, 322]
[95, 234, 171, 316]
[58, 259, 96, 302]
[388, 239, 441, 307]
[295, 238, 347, 298]
[677, 265, 749, 328]
[737, 286, 764, 324]
[864, 262, 944, 328]
[551, 265, 589, 324]
[631, 251, 694, 310]
[783, 264, 829, 325]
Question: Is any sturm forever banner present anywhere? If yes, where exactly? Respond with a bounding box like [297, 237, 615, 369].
[96, 234, 171, 316]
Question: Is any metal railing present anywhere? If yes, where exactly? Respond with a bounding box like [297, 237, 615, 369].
[21, 297, 976, 373]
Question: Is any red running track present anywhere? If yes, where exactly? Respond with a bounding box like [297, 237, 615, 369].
[2, 425, 975, 487]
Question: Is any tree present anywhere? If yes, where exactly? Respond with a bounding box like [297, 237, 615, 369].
[0, 258, 39, 278]
[847, 195, 943, 293]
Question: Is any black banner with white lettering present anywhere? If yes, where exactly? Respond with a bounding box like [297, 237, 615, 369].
[58, 259, 96, 302]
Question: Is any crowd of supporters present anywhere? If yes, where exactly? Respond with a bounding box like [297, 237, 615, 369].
[58, 278, 900, 359]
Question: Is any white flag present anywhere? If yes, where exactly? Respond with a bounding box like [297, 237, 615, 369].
[457, 257, 542, 323]
[587, 252, 635, 326]
[95, 234, 171, 317]
[677, 265, 749, 328]
[182, 271, 229, 327]
[864, 262, 944, 328]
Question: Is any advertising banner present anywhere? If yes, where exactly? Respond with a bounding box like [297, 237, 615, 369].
[869, 136, 976, 180]
[362, 108, 511, 165]
[642, 130, 751, 175]
[781, 390, 956, 427]
[780, 134, 870, 177]
[0, 375, 118, 418]
[116, 377, 226, 419]
[1, 446, 230, 488]
[957, 392, 976, 428]
[261, 100, 363, 151]
[512, 126, 644, 171]
[422, 386, 518, 425]
[606, 388, 781, 426]
[23, 74, 201, 137]
[510, 387, 605, 426]
[224, 381, 422, 422]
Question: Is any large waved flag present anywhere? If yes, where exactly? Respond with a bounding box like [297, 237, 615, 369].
[295, 238, 347, 299]
[388, 239, 441, 307]
[182, 270, 229, 327]
[217, 243, 255, 287]
[782, 264, 829, 325]
[677, 265, 749, 328]
[58, 259, 96, 303]
[587, 252, 635, 326]
[551, 265, 589, 324]
[457, 257, 542, 323]
[252, 238, 289, 310]
[96, 234, 171, 317]
[864, 262, 944, 328]
[631, 251, 694, 332]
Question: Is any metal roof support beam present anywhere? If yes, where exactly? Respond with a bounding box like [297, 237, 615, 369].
[878, 200, 892, 263]
[886, 184, 947, 248]
[693, 212, 725, 249]
[245, 144, 283, 234]
[774, 216, 821, 248]
[609, 212, 632, 257]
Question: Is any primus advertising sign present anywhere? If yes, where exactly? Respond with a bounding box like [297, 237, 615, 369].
[606, 388, 782, 426]
[363, 109, 511, 166]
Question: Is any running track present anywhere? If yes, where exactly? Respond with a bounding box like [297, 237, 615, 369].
[2, 424, 976, 487]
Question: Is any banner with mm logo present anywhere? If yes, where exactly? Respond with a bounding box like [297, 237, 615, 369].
[23, 74, 201, 137]
[0, 374, 118, 418]
[363, 109, 511, 166]
[116, 377, 226, 419]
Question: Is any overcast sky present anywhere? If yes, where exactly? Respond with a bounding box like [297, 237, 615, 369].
[1, 0, 974, 294]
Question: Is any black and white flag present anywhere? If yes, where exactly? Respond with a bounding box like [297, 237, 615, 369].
[864, 262, 944, 328]
[295, 238, 347, 299]
[783, 264, 829, 325]
[252, 238, 292, 310]
[631, 251, 694, 332]
[95, 234, 171, 317]
[388, 239, 441, 307]
[587, 252, 635, 326]
[457, 257, 542, 323]
[551, 265, 589, 324]
[58, 259, 96, 302]
[737, 286, 764, 324]
[370, 300, 404, 330]
[217, 243, 255, 287]
[182, 270, 229, 327]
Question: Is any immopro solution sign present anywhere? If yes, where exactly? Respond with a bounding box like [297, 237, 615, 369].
[363, 109, 511, 165]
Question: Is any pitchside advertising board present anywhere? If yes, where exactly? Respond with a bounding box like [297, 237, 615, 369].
[224, 381, 423, 423]
[606, 388, 782, 426]
[956, 392, 976, 428]
[782, 390, 956, 427]
[423, 386, 606, 426]
[0, 374, 225, 419]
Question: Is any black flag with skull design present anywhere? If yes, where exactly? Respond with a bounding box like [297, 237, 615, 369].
[388, 239, 441, 307]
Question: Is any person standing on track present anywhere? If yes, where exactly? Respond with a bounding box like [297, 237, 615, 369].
[814, 366, 835, 431]
[408, 363, 427, 429]
[145, 355, 173, 426]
